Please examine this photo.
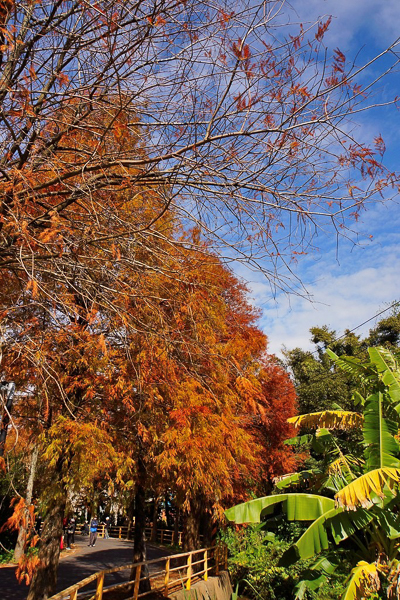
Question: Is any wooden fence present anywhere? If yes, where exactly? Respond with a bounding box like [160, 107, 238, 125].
[49, 544, 228, 600]
[74, 524, 183, 546]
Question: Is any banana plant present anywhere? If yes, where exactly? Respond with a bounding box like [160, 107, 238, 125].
[225, 347, 400, 599]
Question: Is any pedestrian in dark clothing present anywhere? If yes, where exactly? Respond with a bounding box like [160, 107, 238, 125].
[89, 516, 98, 547]
[104, 516, 111, 539]
[83, 521, 89, 535]
[66, 517, 76, 549]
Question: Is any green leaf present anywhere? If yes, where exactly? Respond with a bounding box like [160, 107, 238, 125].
[279, 507, 340, 564]
[375, 510, 400, 540]
[275, 471, 313, 490]
[363, 391, 400, 470]
[284, 434, 313, 446]
[294, 557, 337, 599]
[224, 494, 335, 525]
[368, 347, 400, 411]
[326, 350, 367, 379]
[327, 508, 373, 545]
[280, 507, 371, 565]
[294, 573, 328, 599]
[368, 346, 398, 374]
[352, 391, 365, 407]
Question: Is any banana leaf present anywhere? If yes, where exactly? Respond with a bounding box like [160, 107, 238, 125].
[326, 350, 368, 378]
[274, 471, 314, 490]
[368, 346, 398, 374]
[335, 467, 400, 509]
[375, 510, 400, 540]
[363, 391, 400, 470]
[342, 561, 380, 600]
[279, 508, 340, 564]
[294, 557, 337, 600]
[279, 507, 372, 565]
[368, 347, 400, 410]
[288, 411, 363, 431]
[224, 493, 335, 524]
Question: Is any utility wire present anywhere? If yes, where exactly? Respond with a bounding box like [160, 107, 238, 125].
[286, 300, 400, 395]
[308, 299, 400, 358]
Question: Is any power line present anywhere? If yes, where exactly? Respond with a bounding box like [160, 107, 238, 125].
[286, 300, 400, 395]
[309, 299, 400, 358]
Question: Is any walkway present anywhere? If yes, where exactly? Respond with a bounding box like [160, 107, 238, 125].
[0, 535, 171, 600]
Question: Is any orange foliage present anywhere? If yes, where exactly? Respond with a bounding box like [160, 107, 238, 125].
[15, 553, 41, 586]
[0, 497, 35, 533]
[0, 102, 298, 556]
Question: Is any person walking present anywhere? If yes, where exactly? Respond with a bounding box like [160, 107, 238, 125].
[89, 516, 98, 547]
[66, 516, 76, 549]
[104, 516, 111, 539]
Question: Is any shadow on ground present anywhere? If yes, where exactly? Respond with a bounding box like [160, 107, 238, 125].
[0, 536, 171, 600]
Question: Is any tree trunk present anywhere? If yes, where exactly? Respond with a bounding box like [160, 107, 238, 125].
[126, 497, 135, 540]
[173, 505, 181, 546]
[0, 382, 15, 457]
[27, 492, 66, 600]
[14, 446, 39, 561]
[151, 494, 158, 543]
[165, 491, 172, 529]
[199, 503, 212, 547]
[130, 456, 150, 592]
[183, 498, 200, 552]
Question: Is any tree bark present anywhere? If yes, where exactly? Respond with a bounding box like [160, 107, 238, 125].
[26, 492, 66, 600]
[165, 491, 172, 529]
[183, 498, 201, 552]
[14, 446, 39, 561]
[173, 505, 181, 546]
[151, 494, 158, 543]
[0, 382, 15, 457]
[130, 456, 150, 592]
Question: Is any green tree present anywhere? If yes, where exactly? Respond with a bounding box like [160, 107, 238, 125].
[285, 307, 400, 416]
[226, 346, 400, 600]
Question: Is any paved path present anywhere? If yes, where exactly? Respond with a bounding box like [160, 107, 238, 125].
[0, 535, 171, 600]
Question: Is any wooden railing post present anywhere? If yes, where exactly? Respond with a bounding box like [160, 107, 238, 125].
[215, 545, 219, 576]
[101, 525, 105, 538]
[95, 572, 104, 600]
[186, 552, 192, 590]
[164, 557, 170, 596]
[119, 527, 122, 539]
[178, 532, 182, 546]
[204, 549, 208, 581]
[133, 564, 142, 600]
[69, 589, 78, 600]
[224, 544, 228, 570]
[160, 529, 164, 545]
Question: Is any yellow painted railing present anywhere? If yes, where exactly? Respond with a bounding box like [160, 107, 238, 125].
[74, 524, 184, 546]
[49, 544, 228, 600]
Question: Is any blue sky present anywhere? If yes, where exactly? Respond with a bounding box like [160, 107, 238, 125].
[241, 0, 400, 357]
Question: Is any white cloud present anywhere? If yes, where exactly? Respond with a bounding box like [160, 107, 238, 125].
[230, 1, 400, 359]
[290, 0, 400, 50]
[239, 199, 400, 357]
[260, 262, 399, 357]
